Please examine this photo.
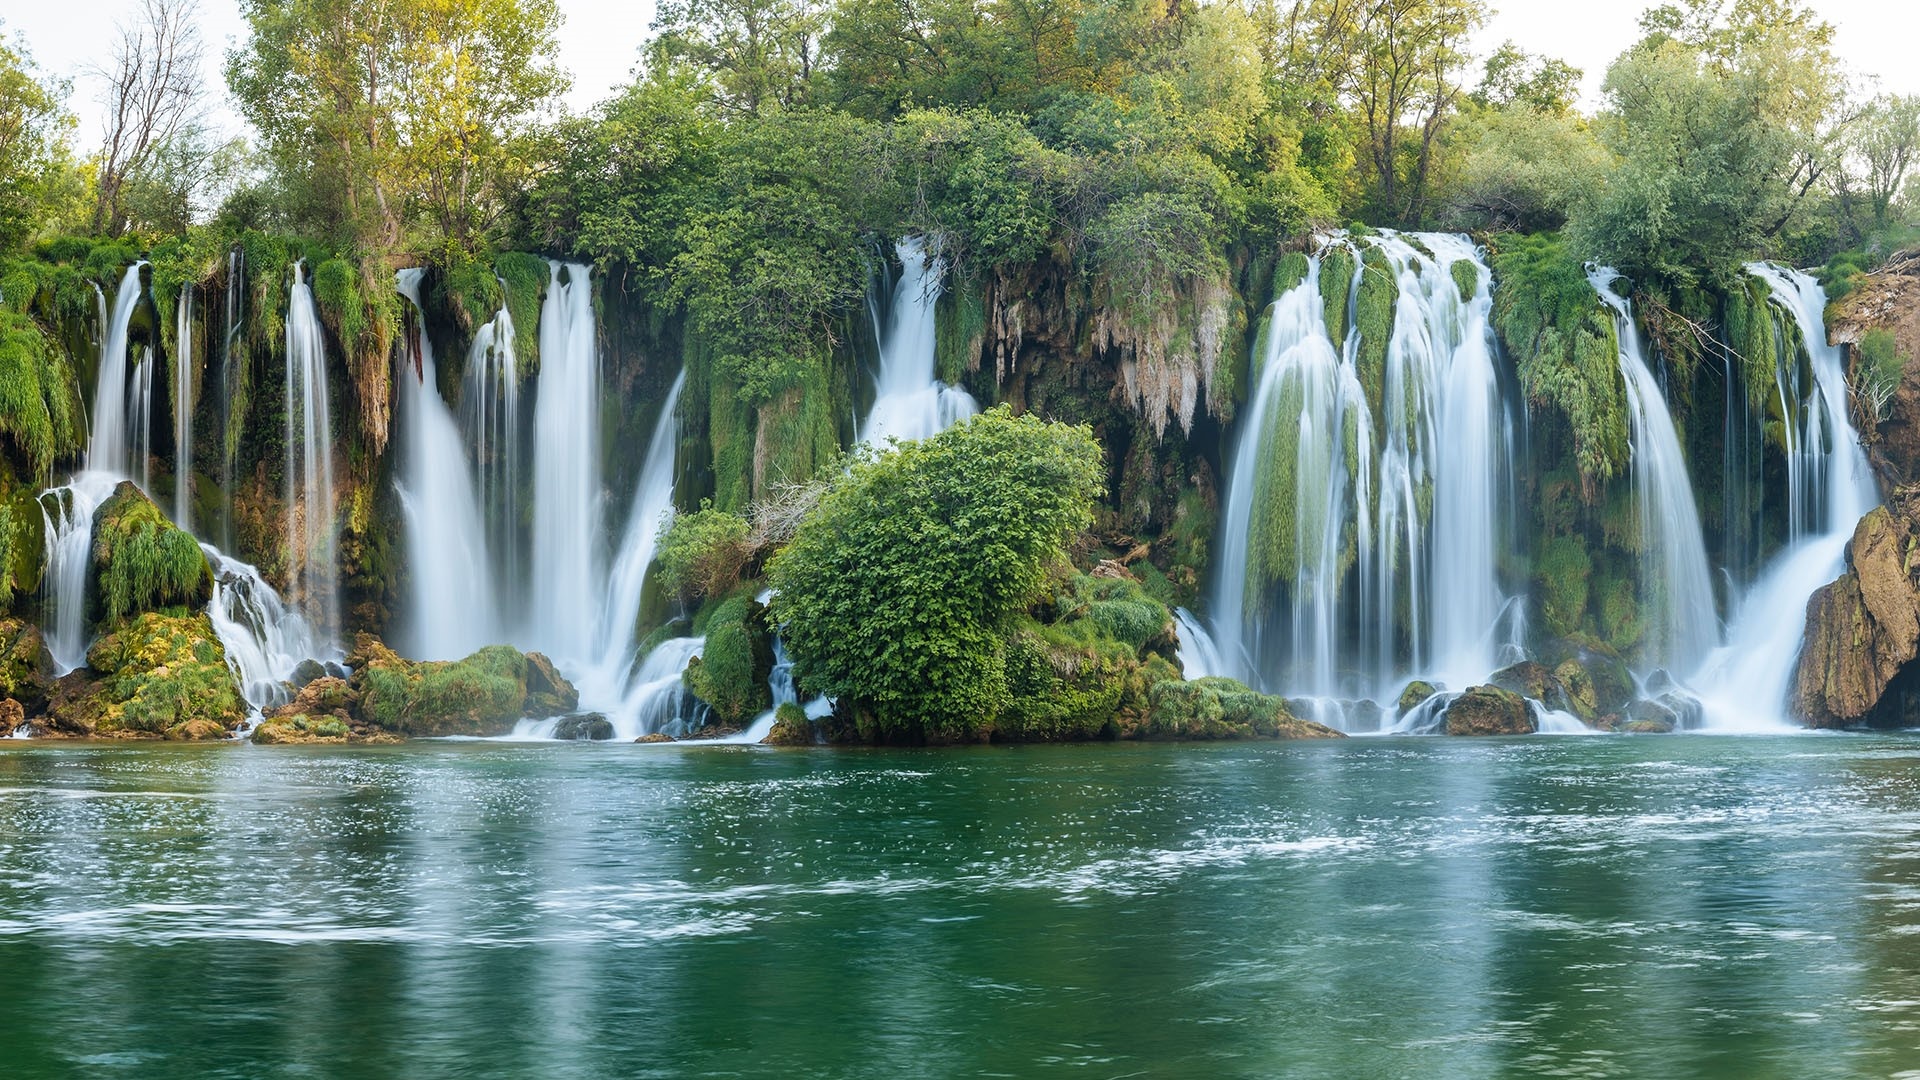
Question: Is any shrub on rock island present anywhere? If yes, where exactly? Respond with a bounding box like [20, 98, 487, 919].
[768, 406, 1104, 741]
[90, 481, 211, 627]
[45, 613, 245, 738]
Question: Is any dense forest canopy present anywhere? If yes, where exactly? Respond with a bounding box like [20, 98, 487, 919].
[3, 0, 1916, 315]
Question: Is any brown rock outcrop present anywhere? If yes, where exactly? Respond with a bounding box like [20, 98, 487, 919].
[1794, 491, 1920, 726]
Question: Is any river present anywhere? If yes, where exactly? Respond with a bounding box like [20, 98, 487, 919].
[3, 736, 1919, 1077]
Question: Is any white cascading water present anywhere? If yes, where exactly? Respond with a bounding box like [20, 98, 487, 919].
[394, 268, 500, 659]
[284, 262, 339, 647]
[1174, 608, 1226, 679]
[718, 634, 834, 744]
[1588, 269, 1721, 675]
[613, 635, 707, 740]
[463, 286, 521, 613]
[1210, 232, 1517, 727]
[88, 263, 148, 476]
[579, 370, 687, 718]
[173, 283, 194, 530]
[528, 262, 603, 661]
[203, 544, 331, 716]
[859, 237, 977, 446]
[1690, 264, 1878, 729]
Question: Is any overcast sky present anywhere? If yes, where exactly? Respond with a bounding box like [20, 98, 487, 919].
[9, 0, 1920, 153]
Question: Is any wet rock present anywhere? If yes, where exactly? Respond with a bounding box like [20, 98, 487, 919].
[634, 733, 675, 743]
[165, 717, 230, 741]
[290, 659, 328, 690]
[43, 613, 245, 738]
[1489, 661, 1576, 715]
[1443, 685, 1535, 736]
[347, 633, 577, 737]
[1553, 658, 1599, 722]
[1627, 689, 1703, 732]
[0, 697, 23, 736]
[0, 619, 56, 714]
[1396, 680, 1439, 713]
[1793, 493, 1920, 726]
[251, 714, 352, 744]
[524, 652, 580, 716]
[268, 676, 356, 721]
[551, 712, 614, 741]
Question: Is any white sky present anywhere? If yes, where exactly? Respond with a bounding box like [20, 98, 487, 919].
[8, 0, 1920, 153]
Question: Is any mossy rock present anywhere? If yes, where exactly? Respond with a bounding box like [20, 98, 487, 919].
[1443, 685, 1535, 736]
[764, 701, 813, 745]
[0, 617, 55, 712]
[346, 633, 577, 738]
[551, 712, 614, 741]
[682, 591, 773, 726]
[1138, 676, 1345, 740]
[89, 481, 211, 628]
[252, 714, 353, 744]
[1396, 680, 1439, 713]
[43, 613, 245, 738]
[1488, 661, 1576, 715]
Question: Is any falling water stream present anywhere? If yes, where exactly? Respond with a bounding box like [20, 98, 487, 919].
[860, 237, 977, 446]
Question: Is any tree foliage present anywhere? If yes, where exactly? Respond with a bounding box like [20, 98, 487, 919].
[768, 407, 1103, 739]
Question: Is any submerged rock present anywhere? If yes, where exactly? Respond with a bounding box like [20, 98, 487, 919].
[1443, 685, 1534, 736]
[551, 712, 614, 741]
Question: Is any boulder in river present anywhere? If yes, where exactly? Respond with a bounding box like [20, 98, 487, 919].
[1443, 685, 1535, 735]
[1794, 490, 1920, 727]
[551, 712, 614, 741]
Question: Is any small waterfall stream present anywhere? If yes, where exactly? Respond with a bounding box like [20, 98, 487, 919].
[1589, 269, 1720, 675]
[204, 545, 332, 716]
[87, 263, 149, 477]
[173, 284, 194, 530]
[464, 287, 521, 616]
[284, 263, 339, 648]
[394, 268, 500, 659]
[860, 237, 977, 446]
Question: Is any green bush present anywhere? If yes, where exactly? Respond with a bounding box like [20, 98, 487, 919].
[89, 482, 212, 628]
[657, 503, 753, 601]
[682, 590, 772, 725]
[768, 406, 1104, 740]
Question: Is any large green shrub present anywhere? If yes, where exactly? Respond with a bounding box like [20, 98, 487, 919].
[89, 482, 212, 628]
[768, 406, 1104, 739]
[657, 504, 754, 602]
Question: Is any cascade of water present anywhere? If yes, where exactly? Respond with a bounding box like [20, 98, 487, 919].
[609, 636, 707, 740]
[1692, 264, 1878, 728]
[1211, 232, 1515, 722]
[462, 286, 521, 619]
[129, 345, 154, 493]
[1588, 269, 1720, 675]
[87, 263, 148, 476]
[393, 269, 499, 660]
[579, 371, 686, 712]
[528, 262, 603, 660]
[173, 283, 194, 530]
[723, 630, 835, 744]
[284, 263, 338, 647]
[219, 247, 243, 549]
[203, 544, 331, 717]
[859, 237, 977, 446]
[1174, 607, 1226, 679]
[37, 473, 118, 673]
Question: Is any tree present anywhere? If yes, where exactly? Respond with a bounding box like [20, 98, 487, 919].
[768, 407, 1104, 739]
[650, 0, 829, 114]
[0, 24, 82, 250]
[1845, 94, 1920, 231]
[228, 0, 566, 252]
[91, 0, 204, 237]
[1473, 41, 1581, 115]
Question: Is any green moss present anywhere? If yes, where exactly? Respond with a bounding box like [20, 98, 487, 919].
[1491, 232, 1628, 499]
[89, 482, 212, 628]
[1274, 251, 1310, 297]
[0, 310, 79, 482]
[682, 590, 772, 725]
[82, 613, 245, 736]
[1450, 258, 1478, 302]
[935, 273, 986, 386]
[494, 252, 548, 373]
[1355, 246, 1396, 425]
[1318, 245, 1355, 343]
[1140, 676, 1332, 739]
[348, 636, 566, 737]
[1598, 575, 1643, 653]
[657, 503, 752, 601]
[1535, 535, 1593, 637]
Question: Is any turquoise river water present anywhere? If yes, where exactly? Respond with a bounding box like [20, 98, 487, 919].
[4, 735, 1920, 1078]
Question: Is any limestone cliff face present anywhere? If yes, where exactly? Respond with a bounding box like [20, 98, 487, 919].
[1794, 489, 1920, 726]
[1827, 252, 1920, 488]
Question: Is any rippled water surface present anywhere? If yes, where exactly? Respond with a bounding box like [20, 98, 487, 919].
[5, 736, 1920, 1077]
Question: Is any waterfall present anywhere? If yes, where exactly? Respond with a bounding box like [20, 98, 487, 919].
[173, 284, 194, 530]
[1174, 607, 1226, 679]
[218, 247, 244, 549]
[87, 262, 148, 477]
[463, 287, 521, 618]
[1210, 232, 1516, 723]
[720, 634, 833, 744]
[611, 636, 707, 740]
[859, 237, 977, 446]
[1588, 269, 1720, 675]
[528, 262, 603, 661]
[1692, 264, 1878, 728]
[284, 263, 338, 647]
[37, 473, 118, 672]
[393, 268, 500, 660]
[203, 544, 332, 717]
[578, 370, 686, 712]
